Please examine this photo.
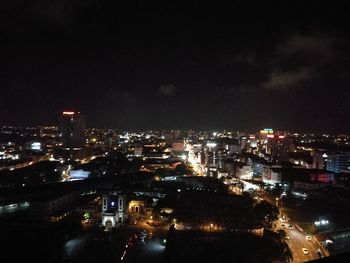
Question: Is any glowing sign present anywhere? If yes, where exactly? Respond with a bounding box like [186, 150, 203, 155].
[31, 142, 41, 150]
[261, 128, 273, 134]
[207, 142, 217, 147]
[69, 169, 90, 180]
[278, 135, 285, 139]
[63, 111, 75, 115]
[267, 134, 274, 138]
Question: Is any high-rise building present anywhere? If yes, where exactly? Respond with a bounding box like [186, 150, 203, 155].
[204, 142, 218, 177]
[60, 111, 86, 149]
[266, 133, 294, 162]
[259, 128, 274, 141]
[164, 131, 175, 145]
[164, 130, 182, 145]
[249, 136, 257, 148]
[326, 153, 350, 173]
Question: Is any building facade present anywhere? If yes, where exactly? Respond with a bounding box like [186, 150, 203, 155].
[326, 153, 350, 173]
[60, 111, 86, 149]
[101, 193, 127, 227]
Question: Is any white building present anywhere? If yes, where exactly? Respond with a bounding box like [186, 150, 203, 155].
[262, 166, 282, 185]
[102, 194, 127, 228]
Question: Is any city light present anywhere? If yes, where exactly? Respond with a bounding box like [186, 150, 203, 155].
[315, 219, 329, 226]
[3, 2, 350, 262]
[207, 142, 217, 147]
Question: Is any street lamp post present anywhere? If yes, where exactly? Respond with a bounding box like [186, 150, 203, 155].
[275, 197, 279, 207]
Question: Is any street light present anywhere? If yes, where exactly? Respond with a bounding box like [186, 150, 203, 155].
[275, 197, 279, 207]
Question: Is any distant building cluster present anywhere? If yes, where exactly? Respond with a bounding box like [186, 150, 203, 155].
[2, 112, 350, 233]
[2, 116, 350, 190]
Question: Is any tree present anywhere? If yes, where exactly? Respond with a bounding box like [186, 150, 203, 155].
[242, 192, 255, 208]
[277, 229, 287, 241]
[162, 224, 177, 263]
[261, 234, 293, 263]
[278, 241, 293, 263]
[255, 201, 279, 227]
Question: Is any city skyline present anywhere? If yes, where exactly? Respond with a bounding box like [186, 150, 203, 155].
[1, 2, 350, 131]
[3, 3, 350, 262]
[2, 123, 350, 262]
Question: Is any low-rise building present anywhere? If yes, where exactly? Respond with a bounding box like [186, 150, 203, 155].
[262, 166, 334, 189]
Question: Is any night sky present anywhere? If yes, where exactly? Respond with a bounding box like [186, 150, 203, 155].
[1, 1, 350, 132]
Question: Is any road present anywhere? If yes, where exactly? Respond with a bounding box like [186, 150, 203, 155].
[256, 190, 327, 262]
[275, 217, 324, 262]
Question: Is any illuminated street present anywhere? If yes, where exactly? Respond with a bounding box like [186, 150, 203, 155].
[186, 143, 205, 176]
[275, 219, 322, 262]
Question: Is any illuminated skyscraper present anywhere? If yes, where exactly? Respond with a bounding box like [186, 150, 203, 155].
[259, 128, 274, 141]
[60, 111, 86, 149]
[266, 132, 294, 162]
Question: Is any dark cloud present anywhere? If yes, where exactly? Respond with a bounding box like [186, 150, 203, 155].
[1, 2, 350, 132]
[90, 88, 143, 128]
[234, 51, 256, 65]
[273, 34, 336, 73]
[278, 34, 333, 57]
[103, 89, 134, 103]
[31, 0, 74, 26]
[262, 68, 311, 90]
[158, 84, 177, 96]
[259, 34, 339, 91]
[229, 85, 256, 93]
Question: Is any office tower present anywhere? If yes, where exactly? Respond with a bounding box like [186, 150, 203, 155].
[204, 142, 218, 177]
[60, 111, 86, 149]
[266, 133, 294, 162]
[259, 128, 274, 141]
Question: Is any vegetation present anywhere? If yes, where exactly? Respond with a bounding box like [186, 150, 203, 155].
[255, 200, 280, 228]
